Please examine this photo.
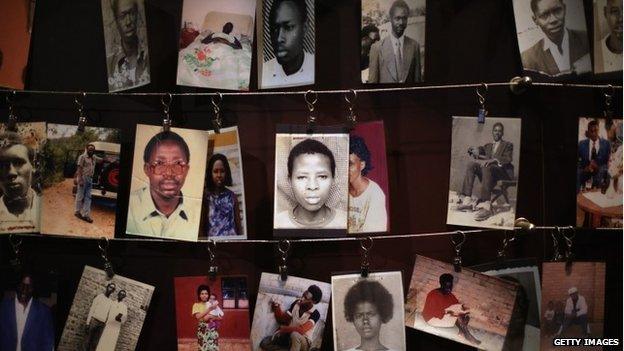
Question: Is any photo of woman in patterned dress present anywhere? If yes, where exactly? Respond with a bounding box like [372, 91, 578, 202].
[204, 153, 242, 237]
[192, 284, 222, 351]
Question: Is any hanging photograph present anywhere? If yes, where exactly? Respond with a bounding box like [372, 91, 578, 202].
[101, 0, 150, 92]
[174, 275, 251, 350]
[474, 260, 542, 351]
[176, 0, 257, 90]
[258, 0, 315, 89]
[361, 0, 425, 84]
[593, 0, 622, 74]
[446, 117, 522, 229]
[126, 124, 208, 241]
[512, 0, 592, 77]
[58, 265, 155, 351]
[576, 118, 623, 228]
[541, 262, 606, 349]
[250, 272, 331, 351]
[40, 124, 121, 238]
[0, 0, 35, 89]
[331, 271, 406, 351]
[0, 269, 57, 350]
[348, 121, 390, 234]
[405, 255, 522, 351]
[0, 122, 46, 234]
[200, 126, 247, 240]
[273, 127, 349, 237]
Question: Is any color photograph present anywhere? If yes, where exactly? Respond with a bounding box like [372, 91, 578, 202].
[331, 271, 406, 351]
[576, 118, 623, 228]
[405, 255, 522, 351]
[101, 0, 150, 92]
[541, 262, 606, 351]
[174, 275, 251, 351]
[447, 117, 522, 229]
[200, 126, 247, 240]
[58, 266, 155, 351]
[258, 0, 315, 89]
[512, 0, 591, 77]
[126, 124, 208, 241]
[0, 0, 34, 89]
[0, 122, 46, 234]
[41, 124, 121, 238]
[250, 272, 331, 351]
[177, 0, 256, 90]
[348, 121, 389, 234]
[274, 130, 349, 237]
[361, 0, 426, 84]
[593, 0, 622, 74]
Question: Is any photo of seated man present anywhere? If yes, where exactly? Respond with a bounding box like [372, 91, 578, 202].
[405, 255, 522, 351]
[177, 0, 256, 90]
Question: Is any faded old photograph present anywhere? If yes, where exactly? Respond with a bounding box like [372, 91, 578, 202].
[101, 0, 150, 92]
[41, 124, 121, 238]
[126, 124, 208, 241]
[512, 0, 591, 77]
[200, 126, 247, 240]
[58, 266, 155, 351]
[0, 0, 35, 89]
[576, 118, 623, 228]
[405, 255, 522, 351]
[447, 117, 522, 229]
[0, 122, 46, 234]
[361, 0, 425, 84]
[250, 272, 331, 351]
[331, 272, 405, 351]
[258, 0, 315, 89]
[541, 262, 606, 350]
[177, 0, 256, 90]
[593, 0, 622, 74]
[273, 132, 349, 236]
[174, 275, 251, 351]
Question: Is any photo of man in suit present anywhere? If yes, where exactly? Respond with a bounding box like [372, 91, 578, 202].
[520, 0, 591, 76]
[367, 0, 422, 83]
[577, 120, 611, 192]
[455, 123, 515, 222]
[0, 272, 55, 351]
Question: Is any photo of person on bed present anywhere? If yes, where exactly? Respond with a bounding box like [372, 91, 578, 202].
[177, 0, 257, 91]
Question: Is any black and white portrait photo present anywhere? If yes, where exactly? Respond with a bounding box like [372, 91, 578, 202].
[126, 124, 208, 241]
[447, 117, 522, 229]
[258, 0, 315, 89]
[101, 0, 151, 92]
[250, 272, 332, 351]
[593, 0, 622, 74]
[331, 272, 406, 351]
[273, 130, 349, 237]
[361, 0, 425, 84]
[512, 0, 591, 77]
[0, 122, 46, 234]
[58, 266, 155, 351]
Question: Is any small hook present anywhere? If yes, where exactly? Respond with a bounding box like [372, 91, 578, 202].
[451, 231, 465, 272]
[304, 90, 318, 132]
[476, 83, 488, 124]
[360, 236, 373, 278]
[345, 89, 358, 129]
[207, 239, 218, 279]
[211, 92, 223, 133]
[161, 93, 172, 131]
[564, 226, 575, 274]
[98, 237, 115, 279]
[278, 239, 291, 281]
[603, 85, 614, 120]
[76, 92, 88, 132]
[5, 91, 18, 132]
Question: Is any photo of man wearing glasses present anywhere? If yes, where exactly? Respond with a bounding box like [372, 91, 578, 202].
[126, 128, 206, 241]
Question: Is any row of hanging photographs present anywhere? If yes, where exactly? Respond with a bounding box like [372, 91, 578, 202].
[0, 116, 621, 240]
[5, 254, 607, 351]
[0, 0, 622, 91]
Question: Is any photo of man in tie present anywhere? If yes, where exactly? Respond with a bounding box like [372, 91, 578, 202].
[577, 120, 611, 192]
[366, 0, 423, 84]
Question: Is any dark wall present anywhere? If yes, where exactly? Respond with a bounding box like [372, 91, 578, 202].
[0, 0, 622, 350]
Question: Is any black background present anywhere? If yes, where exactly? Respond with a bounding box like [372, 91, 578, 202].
[0, 0, 622, 350]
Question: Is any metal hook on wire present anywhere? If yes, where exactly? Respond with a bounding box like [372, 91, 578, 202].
[476, 83, 488, 123]
[360, 236, 373, 277]
[211, 92, 223, 133]
[161, 93, 172, 131]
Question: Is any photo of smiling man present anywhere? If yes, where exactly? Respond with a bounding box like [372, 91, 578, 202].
[273, 130, 349, 237]
[126, 124, 208, 241]
[258, 0, 315, 89]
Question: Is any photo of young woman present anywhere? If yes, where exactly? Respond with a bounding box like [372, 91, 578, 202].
[273, 131, 349, 237]
[204, 153, 242, 237]
[192, 284, 223, 350]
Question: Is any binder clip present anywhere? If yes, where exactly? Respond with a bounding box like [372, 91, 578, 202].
[207, 239, 218, 279]
[360, 237, 373, 278]
[278, 239, 290, 281]
[304, 90, 318, 134]
[162, 93, 172, 132]
[451, 231, 465, 272]
[212, 92, 223, 133]
[5, 91, 18, 132]
[98, 237, 115, 279]
[75, 92, 88, 132]
[345, 89, 358, 130]
[476, 83, 488, 124]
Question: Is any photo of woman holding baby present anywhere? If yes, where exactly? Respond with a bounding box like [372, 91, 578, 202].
[273, 133, 349, 236]
[192, 284, 224, 351]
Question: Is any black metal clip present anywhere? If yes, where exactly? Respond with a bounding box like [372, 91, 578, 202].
[75, 92, 88, 132]
[162, 93, 172, 132]
[305, 90, 318, 134]
[5, 91, 18, 132]
[212, 92, 223, 133]
[98, 237, 115, 279]
[476, 83, 488, 124]
[9, 235, 22, 268]
[278, 239, 290, 281]
[207, 239, 218, 279]
[345, 89, 358, 130]
[451, 231, 466, 272]
[360, 237, 373, 278]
